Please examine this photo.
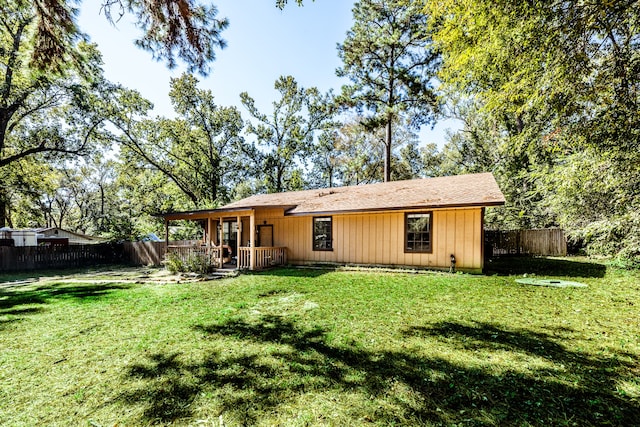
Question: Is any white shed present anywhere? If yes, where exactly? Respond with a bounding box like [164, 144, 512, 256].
[10, 229, 38, 246]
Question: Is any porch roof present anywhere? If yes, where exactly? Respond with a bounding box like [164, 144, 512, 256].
[161, 173, 505, 219]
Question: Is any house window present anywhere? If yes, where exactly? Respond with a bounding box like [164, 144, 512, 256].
[313, 216, 333, 251]
[405, 212, 432, 253]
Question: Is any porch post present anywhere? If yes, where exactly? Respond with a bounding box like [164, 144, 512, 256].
[219, 216, 224, 268]
[206, 217, 212, 261]
[236, 215, 241, 266]
[249, 210, 256, 270]
[164, 219, 169, 257]
[164, 219, 169, 243]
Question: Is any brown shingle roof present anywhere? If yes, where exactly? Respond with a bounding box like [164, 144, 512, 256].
[221, 172, 505, 215]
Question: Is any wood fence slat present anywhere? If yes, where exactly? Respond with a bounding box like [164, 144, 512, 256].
[0, 243, 125, 272]
[485, 228, 567, 257]
[122, 241, 166, 266]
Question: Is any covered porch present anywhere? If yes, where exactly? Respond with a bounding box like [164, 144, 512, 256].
[163, 209, 287, 271]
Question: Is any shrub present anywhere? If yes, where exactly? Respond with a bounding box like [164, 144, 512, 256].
[164, 252, 213, 274]
[578, 211, 640, 270]
[184, 253, 212, 275]
[164, 253, 186, 274]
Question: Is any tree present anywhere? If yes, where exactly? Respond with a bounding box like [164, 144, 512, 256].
[35, 0, 310, 75]
[0, 158, 58, 228]
[29, 0, 228, 75]
[168, 74, 248, 204]
[337, 0, 439, 182]
[427, 0, 640, 261]
[275, 0, 306, 8]
[394, 140, 424, 180]
[0, 3, 104, 168]
[110, 158, 192, 240]
[419, 142, 444, 178]
[307, 130, 340, 189]
[332, 118, 383, 186]
[106, 74, 247, 208]
[0, 1, 112, 226]
[240, 75, 334, 193]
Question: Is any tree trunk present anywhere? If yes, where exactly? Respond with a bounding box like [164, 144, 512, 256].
[0, 197, 6, 228]
[384, 119, 392, 182]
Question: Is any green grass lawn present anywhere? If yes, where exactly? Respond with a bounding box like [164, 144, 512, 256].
[1, 258, 639, 426]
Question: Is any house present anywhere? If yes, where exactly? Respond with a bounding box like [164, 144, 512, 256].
[35, 227, 105, 245]
[161, 172, 505, 273]
[0, 228, 37, 246]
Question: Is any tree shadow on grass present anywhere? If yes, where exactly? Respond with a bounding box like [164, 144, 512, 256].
[0, 307, 45, 330]
[117, 316, 639, 425]
[248, 267, 333, 279]
[485, 257, 607, 278]
[0, 264, 135, 283]
[0, 283, 133, 324]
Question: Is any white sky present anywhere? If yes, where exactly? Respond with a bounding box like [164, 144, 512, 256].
[78, 0, 459, 148]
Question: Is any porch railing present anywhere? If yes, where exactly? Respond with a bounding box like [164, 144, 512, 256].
[237, 246, 287, 270]
[167, 244, 286, 271]
[167, 245, 221, 266]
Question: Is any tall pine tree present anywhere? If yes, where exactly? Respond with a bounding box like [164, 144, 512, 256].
[337, 0, 439, 182]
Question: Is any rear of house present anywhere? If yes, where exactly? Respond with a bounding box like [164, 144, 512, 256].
[162, 172, 505, 272]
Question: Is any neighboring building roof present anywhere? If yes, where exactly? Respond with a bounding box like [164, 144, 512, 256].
[35, 227, 104, 243]
[164, 173, 505, 218]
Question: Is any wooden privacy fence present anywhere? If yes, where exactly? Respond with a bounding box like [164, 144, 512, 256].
[125, 241, 211, 267]
[123, 241, 166, 266]
[0, 243, 124, 272]
[1, 241, 186, 271]
[485, 228, 567, 257]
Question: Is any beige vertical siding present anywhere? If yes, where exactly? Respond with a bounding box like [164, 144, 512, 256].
[253, 207, 484, 271]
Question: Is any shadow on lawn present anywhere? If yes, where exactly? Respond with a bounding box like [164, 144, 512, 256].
[0, 283, 132, 326]
[249, 267, 332, 279]
[119, 316, 639, 425]
[485, 257, 607, 278]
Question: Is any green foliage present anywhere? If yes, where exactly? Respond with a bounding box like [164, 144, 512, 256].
[184, 253, 212, 275]
[0, 3, 105, 169]
[3, 0, 638, 263]
[164, 252, 212, 275]
[28, 0, 228, 76]
[0, 2, 116, 227]
[312, 116, 427, 188]
[275, 0, 306, 8]
[427, 0, 640, 256]
[338, 0, 439, 181]
[164, 252, 185, 274]
[241, 75, 335, 193]
[118, 73, 248, 208]
[329, 118, 384, 186]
